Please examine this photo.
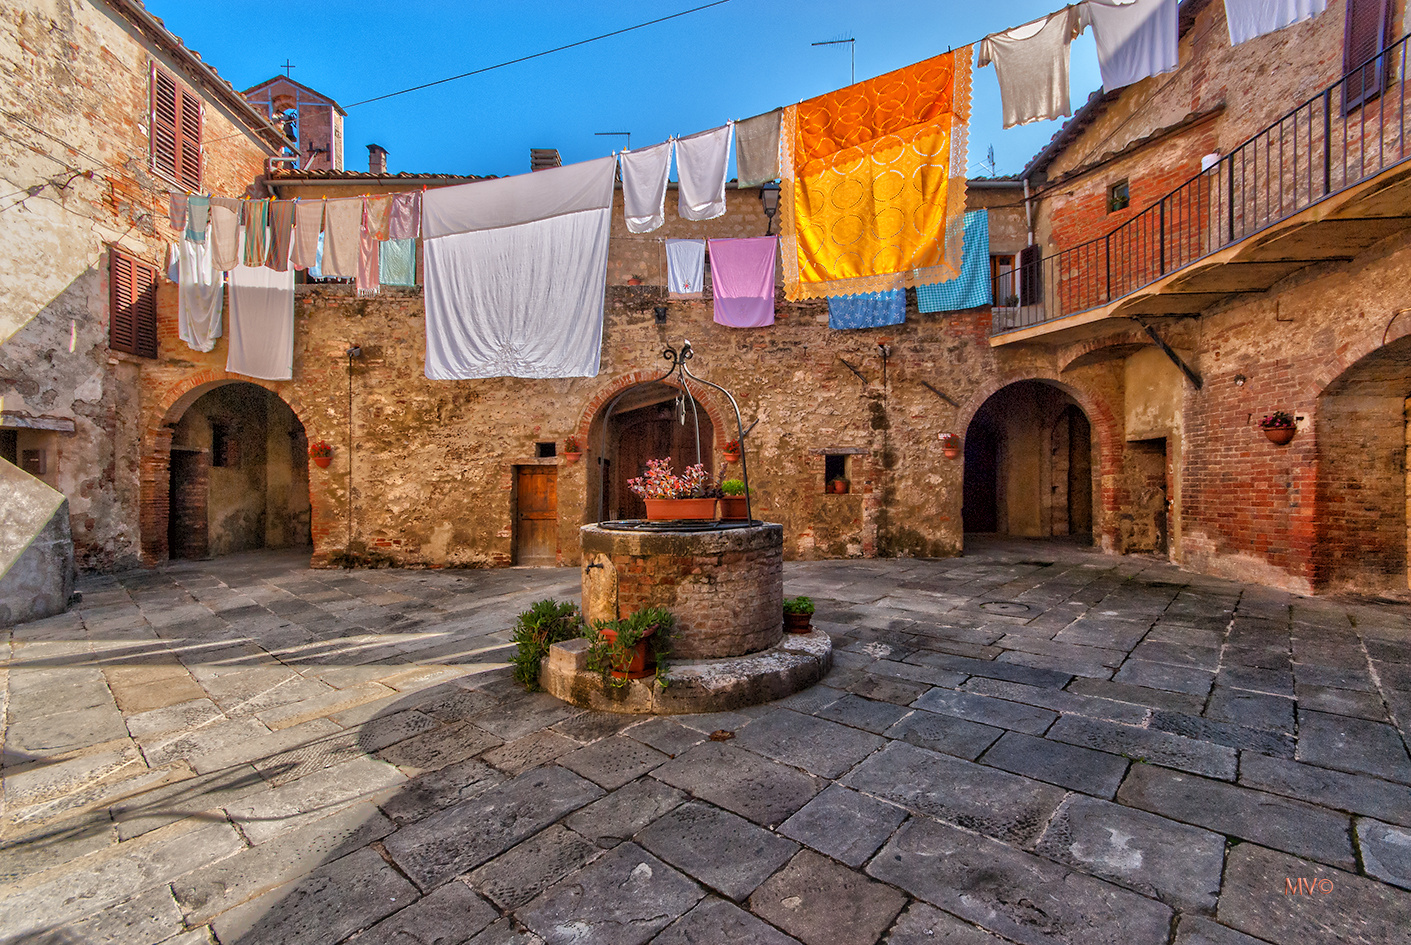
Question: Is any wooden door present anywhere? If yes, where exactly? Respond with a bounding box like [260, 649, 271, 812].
[515, 466, 558, 565]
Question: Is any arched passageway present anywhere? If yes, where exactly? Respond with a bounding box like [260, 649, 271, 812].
[1316, 334, 1411, 594]
[963, 380, 1093, 544]
[167, 382, 312, 560]
[585, 382, 715, 521]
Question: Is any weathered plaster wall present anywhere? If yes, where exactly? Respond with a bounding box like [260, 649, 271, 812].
[0, 0, 275, 570]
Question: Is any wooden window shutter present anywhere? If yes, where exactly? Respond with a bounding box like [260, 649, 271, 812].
[151, 64, 179, 181]
[110, 249, 159, 359]
[178, 86, 203, 191]
[1343, 0, 1391, 112]
[1019, 243, 1043, 306]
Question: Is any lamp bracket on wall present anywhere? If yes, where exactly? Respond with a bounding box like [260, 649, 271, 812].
[1135, 319, 1203, 390]
[838, 357, 868, 386]
[920, 381, 958, 408]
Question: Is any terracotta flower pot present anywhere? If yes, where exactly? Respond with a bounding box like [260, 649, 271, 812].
[720, 496, 749, 520]
[722, 450, 741, 464]
[644, 498, 718, 520]
[1262, 426, 1296, 445]
[563, 451, 582, 463]
[942, 447, 961, 459]
[784, 612, 813, 633]
[599, 625, 656, 679]
[312, 455, 331, 468]
[829, 480, 850, 495]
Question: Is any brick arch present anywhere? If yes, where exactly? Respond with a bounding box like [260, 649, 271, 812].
[141, 371, 327, 567]
[1057, 331, 1153, 373]
[1306, 316, 1411, 398]
[574, 369, 737, 448]
[957, 372, 1123, 553]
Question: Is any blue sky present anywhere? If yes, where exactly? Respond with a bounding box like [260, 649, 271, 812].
[158, 1, 1106, 179]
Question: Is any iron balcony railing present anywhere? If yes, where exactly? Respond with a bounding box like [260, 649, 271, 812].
[992, 33, 1411, 335]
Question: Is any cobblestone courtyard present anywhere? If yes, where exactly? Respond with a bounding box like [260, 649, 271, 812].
[2, 541, 1411, 944]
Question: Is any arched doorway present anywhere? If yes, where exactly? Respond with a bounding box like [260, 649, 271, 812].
[963, 380, 1093, 543]
[586, 382, 715, 521]
[1316, 335, 1411, 593]
[167, 382, 312, 559]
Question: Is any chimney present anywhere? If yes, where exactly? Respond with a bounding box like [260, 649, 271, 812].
[367, 143, 388, 175]
[530, 148, 562, 172]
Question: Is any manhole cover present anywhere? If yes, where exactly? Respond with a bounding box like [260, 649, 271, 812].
[980, 601, 1032, 616]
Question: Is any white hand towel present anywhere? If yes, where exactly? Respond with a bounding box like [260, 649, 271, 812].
[666, 239, 706, 297]
[676, 123, 733, 222]
[620, 141, 672, 233]
[226, 264, 294, 381]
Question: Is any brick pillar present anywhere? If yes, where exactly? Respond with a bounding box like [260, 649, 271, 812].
[140, 427, 173, 566]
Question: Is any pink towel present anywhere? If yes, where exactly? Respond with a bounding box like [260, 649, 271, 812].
[357, 198, 381, 297]
[388, 192, 421, 239]
[708, 237, 778, 328]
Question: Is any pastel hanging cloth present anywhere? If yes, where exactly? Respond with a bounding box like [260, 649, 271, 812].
[175, 236, 224, 352]
[828, 289, 906, 330]
[211, 196, 243, 224]
[707, 237, 777, 328]
[978, 7, 1083, 128]
[1079, 0, 1178, 92]
[185, 195, 209, 243]
[320, 196, 362, 278]
[267, 199, 295, 271]
[242, 199, 270, 268]
[226, 263, 295, 381]
[357, 198, 381, 298]
[388, 192, 422, 239]
[735, 109, 782, 187]
[1223, 0, 1325, 45]
[781, 47, 973, 300]
[169, 193, 187, 230]
[209, 203, 242, 272]
[421, 156, 616, 379]
[365, 194, 394, 240]
[380, 238, 417, 286]
[290, 199, 324, 270]
[666, 239, 706, 297]
[620, 141, 672, 233]
[676, 123, 733, 222]
[915, 210, 992, 312]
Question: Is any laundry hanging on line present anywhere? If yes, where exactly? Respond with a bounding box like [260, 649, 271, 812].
[169, 193, 187, 231]
[388, 192, 422, 240]
[320, 196, 362, 279]
[915, 210, 992, 313]
[209, 202, 241, 272]
[290, 198, 323, 271]
[666, 239, 706, 297]
[169, 237, 224, 353]
[621, 141, 673, 233]
[357, 198, 382, 298]
[242, 198, 270, 269]
[735, 109, 783, 189]
[267, 199, 295, 271]
[1223, 0, 1325, 45]
[979, 6, 1084, 128]
[781, 46, 972, 300]
[380, 238, 417, 287]
[1080, 0, 1178, 92]
[422, 156, 616, 380]
[226, 262, 295, 381]
[676, 123, 733, 222]
[184, 195, 209, 244]
[828, 289, 907, 330]
[708, 237, 778, 328]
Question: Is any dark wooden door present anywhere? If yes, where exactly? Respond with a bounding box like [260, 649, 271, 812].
[963, 420, 999, 533]
[515, 466, 558, 565]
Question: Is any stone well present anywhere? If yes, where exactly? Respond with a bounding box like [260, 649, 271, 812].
[580, 523, 784, 659]
[541, 521, 831, 714]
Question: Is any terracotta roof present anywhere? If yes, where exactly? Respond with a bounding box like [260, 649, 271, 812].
[1022, 0, 1215, 180]
[105, 0, 292, 154]
[267, 170, 493, 185]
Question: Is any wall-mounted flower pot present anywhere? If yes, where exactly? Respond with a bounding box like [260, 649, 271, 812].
[1262, 426, 1296, 445]
[563, 451, 582, 463]
[722, 449, 741, 465]
[644, 498, 718, 520]
[312, 455, 332, 468]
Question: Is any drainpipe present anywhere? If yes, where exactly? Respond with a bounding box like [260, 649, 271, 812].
[1023, 177, 1034, 246]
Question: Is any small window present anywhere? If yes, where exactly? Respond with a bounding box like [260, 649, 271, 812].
[536, 441, 557, 458]
[824, 454, 849, 493]
[211, 422, 239, 468]
[150, 63, 203, 191]
[109, 249, 159, 358]
[1107, 179, 1130, 213]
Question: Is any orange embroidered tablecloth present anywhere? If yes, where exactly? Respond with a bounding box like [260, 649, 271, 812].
[781, 46, 972, 300]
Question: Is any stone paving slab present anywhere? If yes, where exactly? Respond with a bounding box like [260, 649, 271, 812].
[8, 542, 1411, 944]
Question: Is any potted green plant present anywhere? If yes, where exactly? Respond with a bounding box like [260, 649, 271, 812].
[629, 458, 719, 520]
[722, 439, 741, 464]
[508, 599, 584, 691]
[563, 435, 583, 463]
[720, 478, 750, 520]
[938, 433, 961, 459]
[828, 477, 850, 495]
[308, 440, 333, 468]
[585, 606, 673, 686]
[783, 596, 815, 633]
[1258, 411, 1297, 445]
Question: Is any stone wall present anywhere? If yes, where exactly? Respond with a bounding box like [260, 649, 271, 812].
[0, 0, 276, 571]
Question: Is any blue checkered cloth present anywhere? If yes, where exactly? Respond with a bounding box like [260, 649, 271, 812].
[828, 289, 906, 330]
[915, 210, 991, 313]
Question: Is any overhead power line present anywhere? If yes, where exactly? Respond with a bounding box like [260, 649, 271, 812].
[345, 0, 736, 108]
